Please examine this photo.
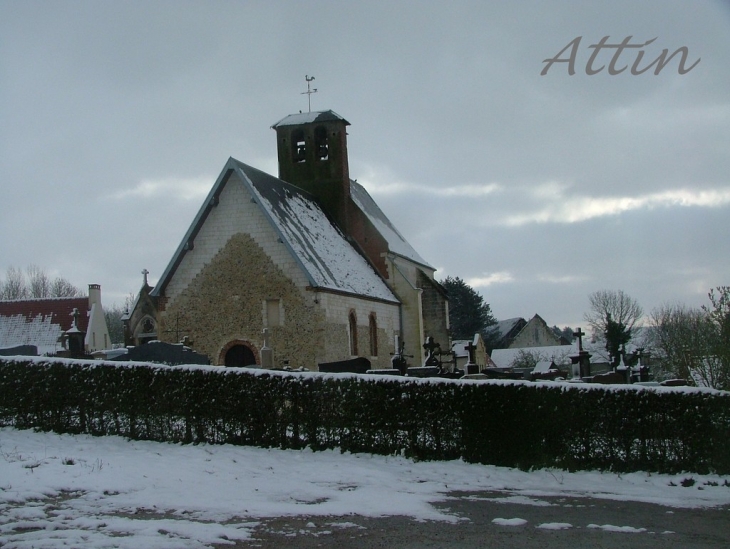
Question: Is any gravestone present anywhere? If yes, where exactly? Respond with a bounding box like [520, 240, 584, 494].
[406, 366, 441, 378]
[591, 371, 626, 384]
[390, 335, 412, 376]
[318, 356, 371, 374]
[0, 345, 38, 357]
[260, 328, 273, 369]
[481, 368, 524, 380]
[422, 336, 441, 367]
[569, 327, 592, 379]
[464, 340, 479, 375]
[615, 348, 630, 383]
[114, 341, 210, 366]
[59, 307, 87, 358]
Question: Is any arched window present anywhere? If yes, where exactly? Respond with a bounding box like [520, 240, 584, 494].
[348, 311, 358, 356]
[314, 126, 328, 160]
[292, 129, 306, 163]
[369, 313, 378, 356]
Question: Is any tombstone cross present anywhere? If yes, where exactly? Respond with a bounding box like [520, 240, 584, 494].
[70, 307, 80, 329]
[464, 341, 477, 364]
[423, 336, 441, 366]
[573, 327, 586, 352]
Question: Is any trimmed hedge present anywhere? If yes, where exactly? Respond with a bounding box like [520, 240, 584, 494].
[1, 357, 729, 474]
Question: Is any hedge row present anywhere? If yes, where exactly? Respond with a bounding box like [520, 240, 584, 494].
[1, 357, 729, 474]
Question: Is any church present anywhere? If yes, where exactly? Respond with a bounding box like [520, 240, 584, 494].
[124, 110, 449, 370]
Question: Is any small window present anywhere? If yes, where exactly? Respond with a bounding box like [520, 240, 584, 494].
[292, 129, 306, 163]
[349, 311, 358, 355]
[266, 299, 281, 327]
[314, 126, 328, 160]
[369, 313, 378, 356]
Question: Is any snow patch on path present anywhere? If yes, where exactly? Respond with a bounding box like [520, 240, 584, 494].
[492, 517, 528, 526]
[1, 428, 729, 548]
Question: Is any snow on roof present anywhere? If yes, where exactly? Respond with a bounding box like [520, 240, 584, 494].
[491, 344, 577, 369]
[533, 360, 558, 374]
[349, 180, 433, 269]
[238, 162, 398, 303]
[494, 317, 525, 338]
[271, 110, 350, 128]
[0, 298, 89, 355]
[451, 340, 470, 358]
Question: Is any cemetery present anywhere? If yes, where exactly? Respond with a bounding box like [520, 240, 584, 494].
[1, 352, 728, 475]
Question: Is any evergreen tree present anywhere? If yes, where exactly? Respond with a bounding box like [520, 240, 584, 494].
[440, 276, 497, 340]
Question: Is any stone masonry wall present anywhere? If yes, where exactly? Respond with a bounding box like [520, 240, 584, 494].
[418, 269, 449, 350]
[160, 233, 326, 368]
[317, 292, 400, 369]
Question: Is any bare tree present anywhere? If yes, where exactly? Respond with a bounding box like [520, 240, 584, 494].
[0, 265, 82, 299]
[650, 288, 730, 390]
[584, 290, 643, 363]
[0, 266, 28, 300]
[49, 277, 82, 297]
[105, 292, 137, 345]
[650, 303, 708, 381]
[27, 264, 51, 298]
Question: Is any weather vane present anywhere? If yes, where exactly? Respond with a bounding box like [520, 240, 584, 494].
[301, 75, 317, 113]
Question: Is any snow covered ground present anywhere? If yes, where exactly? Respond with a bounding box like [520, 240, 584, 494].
[1, 427, 729, 548]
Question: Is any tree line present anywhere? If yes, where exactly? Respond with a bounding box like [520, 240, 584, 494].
[441, 275, 729, 391]
[0, 265, 82, 300]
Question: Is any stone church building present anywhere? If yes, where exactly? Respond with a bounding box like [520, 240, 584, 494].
[124, 110, 448, 369]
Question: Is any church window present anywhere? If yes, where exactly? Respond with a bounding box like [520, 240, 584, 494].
[348, 311, 358, 355]
[292, 129, 306, 163]
[369, 313, 378, 356]
[266, 299, 281, 327]
[314, 126, 328, 160]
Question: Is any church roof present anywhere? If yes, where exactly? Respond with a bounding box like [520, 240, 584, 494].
[0, 297, 89, 354]
[152, 158, 398, 304]
[349, 180, 433, 269]
[271, 110, 350, 128]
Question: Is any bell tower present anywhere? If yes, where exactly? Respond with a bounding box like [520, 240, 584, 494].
[272, 110, 351, 234]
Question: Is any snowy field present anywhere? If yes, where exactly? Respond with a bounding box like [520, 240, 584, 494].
[1, 427, 729, 548]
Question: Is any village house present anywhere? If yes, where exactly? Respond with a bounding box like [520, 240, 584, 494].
[507, 314, 565, 348]
[0, 284, 111, 356]
[124, 110, 449, 369]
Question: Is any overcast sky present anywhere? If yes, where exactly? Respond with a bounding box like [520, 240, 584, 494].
[1, 1, 728, 330]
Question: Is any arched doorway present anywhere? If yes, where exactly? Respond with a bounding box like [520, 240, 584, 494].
[224, 344, 257, 367]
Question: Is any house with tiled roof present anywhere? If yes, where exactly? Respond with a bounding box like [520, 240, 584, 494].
[125, 110, 448, 369]
[0, 284, 111, 355]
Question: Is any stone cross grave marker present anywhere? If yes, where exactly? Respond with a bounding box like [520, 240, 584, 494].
[422, 336, 441, 367]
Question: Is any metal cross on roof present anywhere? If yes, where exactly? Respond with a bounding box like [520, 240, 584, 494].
[301, 75, 317, 112]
